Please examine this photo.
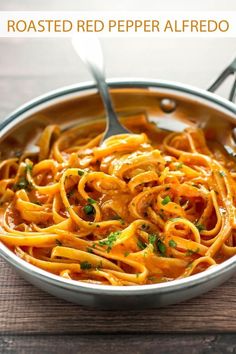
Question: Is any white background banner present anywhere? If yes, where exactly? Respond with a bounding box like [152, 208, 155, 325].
[0, 11, 235, 37]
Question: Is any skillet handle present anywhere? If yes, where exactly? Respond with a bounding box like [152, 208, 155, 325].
[208, 57, 236, 102]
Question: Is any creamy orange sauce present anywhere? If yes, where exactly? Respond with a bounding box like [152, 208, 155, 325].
[0, 116, 235, 285]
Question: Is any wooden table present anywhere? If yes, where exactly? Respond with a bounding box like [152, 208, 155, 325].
[0, 3, 236, 352]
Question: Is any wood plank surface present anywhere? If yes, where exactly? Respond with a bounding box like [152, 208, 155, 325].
[0, 334, 236, 354]
[0, 259, 235, 334]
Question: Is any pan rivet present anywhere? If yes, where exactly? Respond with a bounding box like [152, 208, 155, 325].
[160, 98, 176, 113]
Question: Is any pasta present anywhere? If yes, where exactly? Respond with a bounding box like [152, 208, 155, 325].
[0, 115, 236, 286]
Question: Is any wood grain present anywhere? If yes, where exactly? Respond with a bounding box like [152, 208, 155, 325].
[0, 334, 236, 354]
[0, 259, 236, 334]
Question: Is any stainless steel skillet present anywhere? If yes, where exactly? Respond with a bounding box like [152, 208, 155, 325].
[0, 59, 235, 309]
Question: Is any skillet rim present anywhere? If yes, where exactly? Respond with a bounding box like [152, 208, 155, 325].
[0, 78, 235, 296]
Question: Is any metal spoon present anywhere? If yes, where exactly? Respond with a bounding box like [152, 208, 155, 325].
[72, 36, 129, 143]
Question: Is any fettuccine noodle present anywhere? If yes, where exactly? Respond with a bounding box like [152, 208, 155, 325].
[0, 116, 235, 285]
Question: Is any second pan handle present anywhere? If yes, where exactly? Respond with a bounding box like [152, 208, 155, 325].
[208, 57, 236, 102]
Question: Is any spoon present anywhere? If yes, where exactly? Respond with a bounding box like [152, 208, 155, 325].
[72, 36, 129, 143]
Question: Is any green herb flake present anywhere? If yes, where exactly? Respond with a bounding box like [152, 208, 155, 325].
[157, 239, 166, 255]
[148, 233, 157, 245]
[111, 214, 121, 220]
[96, 260, 103, 270]
[80, 261, 92, 270]
[186, 248, 200, 256]
[87, 197, 96, 204]
[187, 261, 193, 269]
[99, 231, 121, 252]
[111, 215, 125, 225]
[176, 162, 183, 169]
[67, 190, 75, 199]
[161, 195, 172, 205]
[87, 247, 94, 254]
[169, 239, 177, 248]
[148, 276, 158, 282]
[25, 163, 33, 173]
[83, 204, 95, 215]
[195, 224, 205, 232]
[124, 251, 130, 257]
[219, 171, 226, 177]
[13, 177, 33, 191]
[55, 239, 62, 246]
[137, 238, 146, 250]
[78, 169, 85, 176]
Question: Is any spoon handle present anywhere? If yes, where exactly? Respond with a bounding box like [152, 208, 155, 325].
[72, 36, 128, 140]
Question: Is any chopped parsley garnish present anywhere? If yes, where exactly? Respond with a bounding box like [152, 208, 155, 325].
[87, 197, 96, 204]
[78, 169, 85, 176]
[148, 233, 157, 245]
[25, 163, 33, 173]
[186, 248, 200, 256]
[195, 224, 205, 232]
[55, 239, 62, 246]
[111, 215, 125, 225]
[86, 247, 94, 253]
[187, 261, 193, 269]
[96, 260, 103, 270]
[137, 238, 146, 250]
[98, 231, 121, 252]
[111, 214, 121, 220]
[157, 239, 166, 255]
[169, 239, 177, 248]
[161, 195, 171, 205]
[67, 190, 75, 198]
[219, 171, 226, 177]
[80, 261, 92, 270]
[176, 162, 183, 169]
[124, 251, 130, 257]
[13, 177, 33, 191]
[83, 204, 95, 215]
